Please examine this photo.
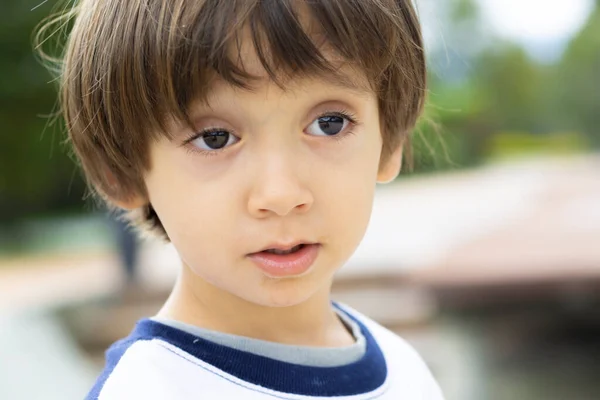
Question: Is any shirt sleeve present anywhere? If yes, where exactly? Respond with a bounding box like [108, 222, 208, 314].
[423, 368, 445, 400]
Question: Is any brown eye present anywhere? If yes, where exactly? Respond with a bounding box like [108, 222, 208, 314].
[203, 131, 229, 149]
[306, 114, 350, 137]
[191, 129, 239, 151]
[318, 116, 345, 135]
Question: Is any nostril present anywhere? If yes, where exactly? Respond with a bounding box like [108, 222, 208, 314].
[248, 187, 313, 217]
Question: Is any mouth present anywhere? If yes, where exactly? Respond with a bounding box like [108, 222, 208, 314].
[247, 242, 321, 278]
[251, 241, 315, 256]
[262, 244, 305, 255]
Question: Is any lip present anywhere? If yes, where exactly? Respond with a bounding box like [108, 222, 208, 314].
[247, 243, 321, 278]
[255, 240, 317, 253]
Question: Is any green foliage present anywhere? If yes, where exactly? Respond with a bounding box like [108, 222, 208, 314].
[485, 131, 590, 160]
[550, 6, 600, 147]
[409, 1, 599, 174]
[0, 1, 86, 224]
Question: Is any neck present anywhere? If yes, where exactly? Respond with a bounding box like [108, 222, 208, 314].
[156, 263, 353, 347]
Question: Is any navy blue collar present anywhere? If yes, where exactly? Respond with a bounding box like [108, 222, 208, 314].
[128, 305, 387, 397]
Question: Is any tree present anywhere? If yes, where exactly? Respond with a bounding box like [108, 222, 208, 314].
[0, 1, 86, 224]
[551, 2, 600, 147]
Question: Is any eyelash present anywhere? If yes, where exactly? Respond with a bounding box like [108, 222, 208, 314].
[316, 109, 358, 142]
[182, 109, 359, 157]
[183, 127, 236, 157]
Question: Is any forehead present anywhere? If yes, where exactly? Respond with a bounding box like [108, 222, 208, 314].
[206, 60, 373, 101]
[212, 9, 374, 97]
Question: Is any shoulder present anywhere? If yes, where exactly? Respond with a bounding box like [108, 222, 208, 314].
[87, 319, 265, 400]
[335, 302, 445, 399]
[87, 331, 222, 399]
[86, 338, 175, 400]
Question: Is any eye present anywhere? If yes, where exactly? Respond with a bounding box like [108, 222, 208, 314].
[190, 129, 240, 151]
[305, 113, 353, 137]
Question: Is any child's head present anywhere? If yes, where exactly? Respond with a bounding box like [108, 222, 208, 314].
[46, 0, 426, 306]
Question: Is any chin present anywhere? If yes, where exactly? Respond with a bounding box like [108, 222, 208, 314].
[242, 278, 322, 308]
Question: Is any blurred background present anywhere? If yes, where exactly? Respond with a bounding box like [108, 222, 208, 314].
[1, 0, 599, 399]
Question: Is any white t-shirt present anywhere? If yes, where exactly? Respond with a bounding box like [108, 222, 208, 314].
[87, 303, 444, 399]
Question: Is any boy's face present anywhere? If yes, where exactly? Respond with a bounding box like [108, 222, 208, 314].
[138, 54, 400, 307]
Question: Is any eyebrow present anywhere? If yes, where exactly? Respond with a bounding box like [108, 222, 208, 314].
[320, 72, 373, 96]
[270, 64, 374, 96]
[188, 68, 373, 115]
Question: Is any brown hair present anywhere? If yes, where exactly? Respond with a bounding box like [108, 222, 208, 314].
[36, 0, 426, 239]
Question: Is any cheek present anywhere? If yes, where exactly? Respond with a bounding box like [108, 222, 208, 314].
[315, 128, 381, 251]
[146, 174, 243, 289]
[327, 125, 382, 191]
[144, 147, 239, 260]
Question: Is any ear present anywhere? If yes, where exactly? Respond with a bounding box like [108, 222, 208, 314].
[377, 144, 403, 184]
[105, 169, 147, 210]
[113, 195, 146, 210]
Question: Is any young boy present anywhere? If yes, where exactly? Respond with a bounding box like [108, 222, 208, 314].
[43, 0, 443, 398]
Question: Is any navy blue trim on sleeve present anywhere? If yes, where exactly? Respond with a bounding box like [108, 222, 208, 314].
[85, 335, 139, 400]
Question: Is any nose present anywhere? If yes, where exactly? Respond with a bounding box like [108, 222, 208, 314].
[247, 150, 314, 218]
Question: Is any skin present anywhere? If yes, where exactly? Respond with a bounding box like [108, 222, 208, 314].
[118, 45, 403, 348]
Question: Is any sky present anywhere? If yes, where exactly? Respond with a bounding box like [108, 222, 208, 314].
[479, 0, 593, 43]
[420, 0, 595, 62]
[479, 0, 594, 61]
